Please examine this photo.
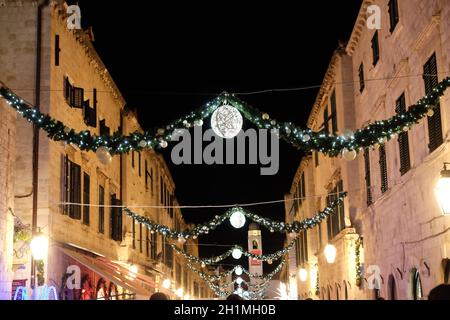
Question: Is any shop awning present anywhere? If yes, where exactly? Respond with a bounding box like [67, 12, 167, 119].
[56, 246, 155, 299]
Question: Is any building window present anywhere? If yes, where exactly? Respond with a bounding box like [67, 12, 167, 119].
[252, 240, 259, 250]
[327, 180, 345, 239]
[131, 150, 135, 168]
[423, 53, 443, 152]
[396, 93, 411, 175]
[138, 152, 142, 176]
[98, 185, 105, 233]
[371, 31, 380, 66]
[323, 106, 329, 134]
[83, 89, 97, 127]
[151, 232, 157, 260]
[139, 223, 143, 253]
[62, 155, 81, 219]
[55, 34, 60, 66]
[109, 194, 122, 241]
[183, 269, 188, 293]
[83, 173, 90, 225]
[63, 77, 84, 108]
[99, 119, 110, 136]
[176, 262, 182, 286]
[132, 218, 136, 249]
[146, 228, 150, 257]
[295, 231, 308, 266]
[194, 282, 199, 298]
[379, 145, 388, 194]
[330, 90, 338, 135]
[388, 275, 397, 300]
[314, 151, 319, 167]
[358, 63, 365, 92]
[160, 176, 164, 204]
[145, 160, 149, 190]
[442, 258, 450, 284]
[364, 149, 373, 206]
[388, 0, 399, 33]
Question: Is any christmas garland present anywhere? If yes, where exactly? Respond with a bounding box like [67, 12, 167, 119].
[123, 192, 347, 240]
[170, 237, 296, 265]
[1, 76, 449, 157]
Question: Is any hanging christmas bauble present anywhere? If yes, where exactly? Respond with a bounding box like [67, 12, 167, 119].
[262, 113, 270, 120]
[194, 119, 203, 127]
[157, 128, 165, 136]
[160, 140, 168, 148]
[138, 140, 147, 148]
[229, 210, 246, 229]
[302, 134, 311, 142]
[427, 109, 435, 117]
[235, 277, 243, 285]
[178, 236, 186, 244]
[232, 248, 242, 260]
[63, 126, 71, 134]
[235, 266, 243, 276]
[342, 148, 357, 161]
[211, 105, 243, 139]
[96, 147, 112, 165]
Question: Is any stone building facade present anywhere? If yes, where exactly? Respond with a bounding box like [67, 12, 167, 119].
[0, 0, 210, 300]
[0, 99, 15, 300]
[286, 0, 450, 300]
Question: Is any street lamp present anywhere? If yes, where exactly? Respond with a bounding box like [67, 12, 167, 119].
[298, 268, 308, 282]
[324, 244, 337, 264]
[435, 163, 450, 215]
[30, 231, 48, 261]
[162, 278, 171, 289]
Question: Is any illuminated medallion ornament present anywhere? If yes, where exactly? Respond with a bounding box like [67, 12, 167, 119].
[211, 105, 243, 139]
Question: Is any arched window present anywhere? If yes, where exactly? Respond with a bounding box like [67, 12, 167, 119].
[252, 240, 258, 250]
[442, 258, 450, 284]
[388, 274, 397, 300]
[336, 284, 340, 300]
[343, 281, 348, 300]
[411, 268, 423, 300]
[327, 286, 331, 300]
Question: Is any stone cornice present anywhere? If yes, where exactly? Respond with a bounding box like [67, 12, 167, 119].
[346, 0, 375, 56]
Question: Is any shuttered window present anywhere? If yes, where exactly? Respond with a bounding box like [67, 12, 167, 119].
[379, 145, 388, 194]
[83, 172, 90, 225]
[99, 119, 110, 136]
[98, 185, 105, 233]
[388, 0, 399, 32]
[423, 53, 443, 153]
[132, 218, 136, 249]
[55, 35, 60, 66]
[364, 149, 373, 205]
[62, 156, 82, 219]
[396, 93, 411, 175]
[151, 232, 157, 260]
[359, 63, 365, 92]
[146, 228, 150, 257]
[327, 180, 345, 239]
[330, 90, 338, 135]
[315, 151, 319, 167]
[138, 152, 142, 177]
[323, 106, 329, 134]
[296, 231, 308, 266]
[131, 150, 135, 168]
[109, 195, 122, 241]
[371, 31, 380, 66]
[139, 223, 143, 253]
[83, 89, 97, 127]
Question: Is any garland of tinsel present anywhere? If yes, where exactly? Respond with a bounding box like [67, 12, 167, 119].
[170, 237, 295, 265]
[1, 76, 449, 157]
[355, 237, 362, 287]
[123, 192, 347, 240]
[188, 258, 286, 299]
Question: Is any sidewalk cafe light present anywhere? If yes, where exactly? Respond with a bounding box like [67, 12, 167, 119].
[299, 268, 308, 282]
[30, 231, 48, 261]
[435, 163, 450, 215]
[324, 244, 337, 264]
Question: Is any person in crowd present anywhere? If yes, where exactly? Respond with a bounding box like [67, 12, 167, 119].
[226, 293, 242, 300]
[428, 284, 450, 300]
[79, 275, 93, 300]
[150, 292, 170, 300]
[96, 278, 108, 300]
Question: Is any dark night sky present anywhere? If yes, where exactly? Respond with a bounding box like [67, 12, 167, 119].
[69, 1, 362, 271]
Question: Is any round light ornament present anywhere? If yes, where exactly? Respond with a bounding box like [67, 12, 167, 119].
[232, 248, 242, 260]
[229, 210, 246, 229]
[235, 266, 243, 276]
[235, 277, 243, 285]
[96, 146, 112, 165]
[342, 148, 357, 161]
[427, 109, 435, 117]
[211, 105, 243, 139]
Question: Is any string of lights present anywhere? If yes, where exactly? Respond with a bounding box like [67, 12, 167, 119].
[123, 193, 346, 240]
[1, 77, 449, 158]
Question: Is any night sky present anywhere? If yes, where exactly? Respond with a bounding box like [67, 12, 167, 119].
[69, 1, 362, 271]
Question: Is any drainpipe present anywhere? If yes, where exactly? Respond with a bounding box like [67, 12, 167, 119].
[31, 0, 46, 289]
